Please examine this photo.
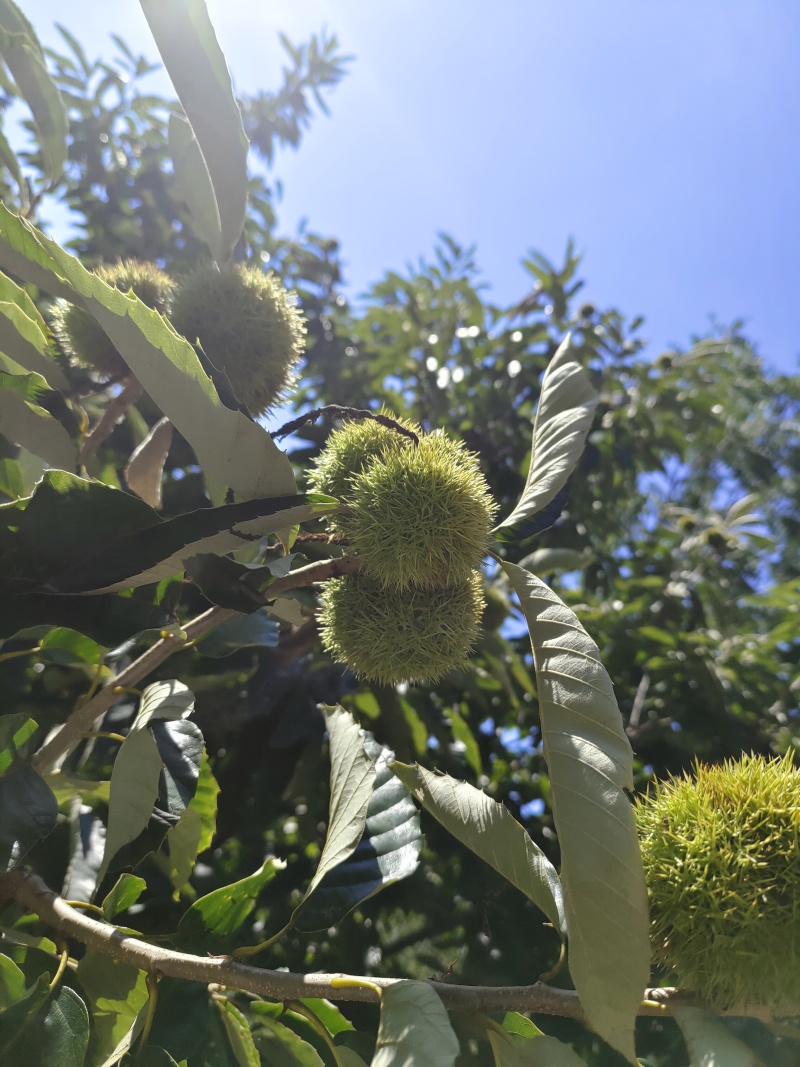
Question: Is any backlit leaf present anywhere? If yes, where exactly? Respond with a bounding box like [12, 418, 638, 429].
[488, 1031, 589, 1066]
[0, 269, 69, 390]
[124, 415, 174, 509]
[0, 370, 76, 469]
[503, 561, 649, 1063]
[294, 735, 422, 931]
[391, 762, 564, 934]
[495, 335, 597, 539]
[0, 0, 68, 181]
[372, 981, 458, 1067]
[253, 1014, 325, 1066]
[216, 998, 260, 1067]
[0, 203, 298, 502]
[97, 725, 162, 886]
[169, 111, 223, 261]
[101, 873, 147, 919]
[142, 0, 249, 261]
[673, 1007, 761, 1067]
[176, 857, 285, 953]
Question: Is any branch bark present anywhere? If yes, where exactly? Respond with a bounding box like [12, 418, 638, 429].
[31, 556, 361, 775]
[2, 869, 697, 1019]
[79, 376, 144, 465]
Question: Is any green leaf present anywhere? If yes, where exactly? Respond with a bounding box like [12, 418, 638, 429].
[107, 716, 204, 878]
[47, 490, 328, 594]
[161, 748, 219, 889]
[0, 270, 70, 390]
[0, 203, 298, 502]
[216, 998, 260, 1067]
[501, 1013, 543, 1039]
[253, 1014, 325, 1067]
[502, 562, 649, 1063]
[97, 725, 162, 886]
[0, 370, 77, 469]
[0, 449, 23, 498]
[40, 985, 91, 1067]
[446, 706, 482, 776]
[94, 996, 147, 1067]
[142, 0, 249, 261]
[63, 804, 106, 902]
[136, 678, 195, 727]
[101, 873, 147, 919]
[0, 0, 68, 182]
[337, 1050, 369, 1067]
[372, 981, 459, 1067]
[391, 763, 564, 935]
[488, 1031, 589, 1066]
[518, 548, 587, 574]
[97, 681, 198, 882]
[39, 626, 104, 665]
[300, 999, 354, 1037]
[0, 120, 22, 192]
[294, 735, 423, 931]
[673, 1007, 761, 1067]
[494, 334, 598, 539]
[144, 978, 215, 1062]
[169, 110, 224, 261]
[132, 1047, 180, 1066]
[0, 713, 37, 773]
[185, 552, 289, 614]
[0, 470, 329, 596]
[0, 980, 90, 1066]
[176, 857, 286, 953]
[0, 951, 26, 1010]
[0, 758, 58, 871]
[0, 972, 49, 1055]
[297, 706, 378, 902]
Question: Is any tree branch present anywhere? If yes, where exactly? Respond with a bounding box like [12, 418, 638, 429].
[3, 869, 702, 1020]
[78, 376, 144, 465]
[31, 556, 361, 775]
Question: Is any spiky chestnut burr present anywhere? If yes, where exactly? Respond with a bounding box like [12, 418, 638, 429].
[636, 752, 800, 1013]
[306, 414, 418, 528]
[51, 259, 175, 378]
[318, 571, 485, 685]
[169, 263, 306, 416]
[309, 419, 496, 589]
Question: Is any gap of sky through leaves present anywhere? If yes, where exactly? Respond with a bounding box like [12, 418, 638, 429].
[29, 0, 800, 371]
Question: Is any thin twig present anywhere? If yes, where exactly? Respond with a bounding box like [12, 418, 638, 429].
[628, 670, 651, 729]
[79, 376, 144, 465]
[271, 406, 418, 444]
[1, 869, 737, 1020]
[31, 557, 361, 776]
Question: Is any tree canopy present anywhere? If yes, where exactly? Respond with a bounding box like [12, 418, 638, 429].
[0, 4, 797, 1066]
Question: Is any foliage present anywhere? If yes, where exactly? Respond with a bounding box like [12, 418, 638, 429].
[0, 4, 796, 1067]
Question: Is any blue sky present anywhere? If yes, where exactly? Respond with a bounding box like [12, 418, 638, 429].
[29, 1, 800, 371]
